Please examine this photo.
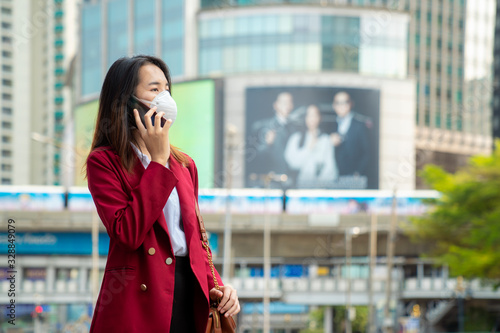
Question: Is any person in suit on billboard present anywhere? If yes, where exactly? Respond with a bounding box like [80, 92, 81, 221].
[249, 92, 297, 178]
[330, 91, 370, 178]
[284, 105, 337, 188]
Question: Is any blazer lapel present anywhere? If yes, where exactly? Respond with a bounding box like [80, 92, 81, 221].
[120, 153, 174, 237]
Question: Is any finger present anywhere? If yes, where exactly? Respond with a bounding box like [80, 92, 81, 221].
[209, 289, 223, 301]
[164, 119, 173, 129]
[225, 301, 240, 317]
[217, 288, 231, 311]
[154, 112, 165, 132]
[218, 288, 236, 312]
[133, 109, 146, 132]
[221, 292, 238, 314]
[223, 292, 239, 316]
[144, 107, 157, 131]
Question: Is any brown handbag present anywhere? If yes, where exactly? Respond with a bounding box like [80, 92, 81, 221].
[195, 200, 237, 333]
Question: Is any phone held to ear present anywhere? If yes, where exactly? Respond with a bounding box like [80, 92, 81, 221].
[128, 96, 167, 128]
[150, 111, 167, 127]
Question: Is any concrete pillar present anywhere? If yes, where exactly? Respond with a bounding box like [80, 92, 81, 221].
[324, 306, 334, 333]
[417, 262, 424, 288]
[46, 265, 55, 293]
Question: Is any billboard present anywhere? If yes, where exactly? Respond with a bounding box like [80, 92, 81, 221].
[74, 79, 222, 188]
[245, 87, 380, 189]
[168, 79, 221, 189]
[74, 99, 99, 186]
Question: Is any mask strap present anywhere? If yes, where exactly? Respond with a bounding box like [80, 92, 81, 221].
[133, 95, 153, 107]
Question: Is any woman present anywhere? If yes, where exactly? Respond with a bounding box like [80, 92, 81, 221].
[284, 104, 338, 188]
[85, 55, 239, 332]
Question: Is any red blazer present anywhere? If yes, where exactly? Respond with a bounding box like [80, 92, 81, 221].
[86, 146, 223, 333]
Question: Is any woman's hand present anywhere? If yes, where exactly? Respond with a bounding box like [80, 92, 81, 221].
[209, 285, 240, 317]
[133, 107, 173, 165]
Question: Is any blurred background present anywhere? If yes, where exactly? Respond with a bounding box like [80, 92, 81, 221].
[1, 0, 500, 332]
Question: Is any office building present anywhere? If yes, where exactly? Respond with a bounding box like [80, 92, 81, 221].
[0, 0, 80, 186]
[79, 0, 496, 190]
[406, 0, 495, 185]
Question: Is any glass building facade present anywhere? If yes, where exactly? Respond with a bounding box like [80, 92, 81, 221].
[200, 0, 397, 8]
[107, 0, 129, 68]
[81, 2, 102, 97]
[198, 11, 408, 78]
[80, 0, 185, 98]
[162, 0, 185, 77]
[80, 0, 493, 156]
[198, 0, 493, 144]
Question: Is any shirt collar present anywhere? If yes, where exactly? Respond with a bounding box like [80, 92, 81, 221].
[276, 114, 288, 125]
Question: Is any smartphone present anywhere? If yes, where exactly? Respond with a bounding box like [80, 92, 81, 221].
[128, 96, 166, 128]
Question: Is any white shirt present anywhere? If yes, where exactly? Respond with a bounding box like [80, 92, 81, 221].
[284, 131, 338, 188]
[337, 112, 353, 137]
[131, 143, 188, 256]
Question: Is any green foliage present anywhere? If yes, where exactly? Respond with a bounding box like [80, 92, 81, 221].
[332, 306, 369, 332]
[300, 306, 369, 333]
[406, 141, 500, 281]
[464, 306, 498, 331]
[300, 307, 324, 333]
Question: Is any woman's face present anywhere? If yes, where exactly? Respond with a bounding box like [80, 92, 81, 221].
[135, 63, 169, 101]
[305, 105, 321, 131]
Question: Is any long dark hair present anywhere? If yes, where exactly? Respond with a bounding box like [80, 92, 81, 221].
[299, 104, 322, 148]
[87, 55, 189, 174]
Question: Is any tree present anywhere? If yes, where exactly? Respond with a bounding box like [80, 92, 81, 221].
[300, 306, 369, 333]
[406, 143, 500, 283]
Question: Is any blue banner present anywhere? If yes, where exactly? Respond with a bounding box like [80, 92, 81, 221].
[0, 232, 109, 255]
[0, 232, 218, 256]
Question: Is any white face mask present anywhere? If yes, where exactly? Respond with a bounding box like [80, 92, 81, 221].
[136, 90, 177, 126]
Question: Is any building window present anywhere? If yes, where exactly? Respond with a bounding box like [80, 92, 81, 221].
[2, 93, 12, 100]
[2, 50, 12, 58]
[2, 150, 12, 157]
[1, 7, 12, 14]
[1, 164, 12, 171]
[2, 107, 11, 114]
[107, 0, 129, 68]
[134, 0, 156, 55]
[1, 22, 11, 29]
[2, 121, 12, 129]
[2, 79, 12, 86]
[446, 112, 452, 130]
[2, 64, 12, 72]
[2, 136, 10, 143]
[1, 178, 12, 185]
[2, 36, 11, 43]
[54, 96, 64, 105]
[435, 113, 441, 128]
[426, 36, 431, 47]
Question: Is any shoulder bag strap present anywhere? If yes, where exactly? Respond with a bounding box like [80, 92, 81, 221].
[195, 199, 220, 291]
